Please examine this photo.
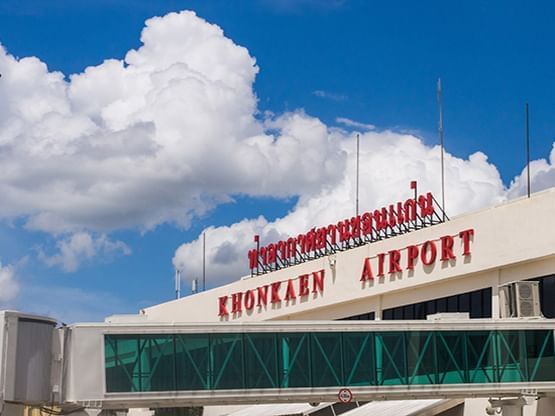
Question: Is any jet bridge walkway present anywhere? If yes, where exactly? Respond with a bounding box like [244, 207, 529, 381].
[75, 319, 555, 409]
[1, 312, 555, 411]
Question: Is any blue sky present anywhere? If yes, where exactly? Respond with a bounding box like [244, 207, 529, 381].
[0, 0, 553, 322]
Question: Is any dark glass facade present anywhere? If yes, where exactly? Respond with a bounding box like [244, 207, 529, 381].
[382, 287, 492, 320]
[339, 274, 555, 321]
[531, 274, 555, 318]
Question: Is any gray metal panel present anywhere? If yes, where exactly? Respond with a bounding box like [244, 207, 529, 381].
[14, 318, 54, 403]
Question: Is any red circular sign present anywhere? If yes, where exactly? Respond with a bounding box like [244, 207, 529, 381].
[338, 388, 353, 403]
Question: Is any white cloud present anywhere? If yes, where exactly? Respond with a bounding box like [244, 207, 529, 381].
[335, 117, 375, 131]
[0, 9, 553, 282]
[0, 263, 19, 303]
[173, 130, 509, 287]
[38, 232, 131, 272]
[312, 90, 347, 101]
[0, 11, 346, 237]
[507, 143, 555, 199]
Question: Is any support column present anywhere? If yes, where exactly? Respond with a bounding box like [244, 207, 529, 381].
[492, 269, 501, 319]
[489, 395, 536, 416]
[375, 295, 382, 320]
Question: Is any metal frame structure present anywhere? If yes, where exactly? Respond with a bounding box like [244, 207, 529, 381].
[251, 196, 449, 277]
[63, 319, 555, 409]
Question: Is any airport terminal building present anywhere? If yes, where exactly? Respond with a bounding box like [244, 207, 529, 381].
[144, 188, 555, 325]
[1, 188, 554, 416]
[138, 187, 555, 415]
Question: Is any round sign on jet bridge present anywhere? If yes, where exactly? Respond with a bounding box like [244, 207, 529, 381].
[338, 388, 353, 404]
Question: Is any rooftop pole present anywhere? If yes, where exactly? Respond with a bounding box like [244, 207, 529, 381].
[202, 232, 206, 291]
[175, 268, 181, 299]
[356, 133, 360, 217]
[525, 103, 531, 198]
[437, 78, 446, 220]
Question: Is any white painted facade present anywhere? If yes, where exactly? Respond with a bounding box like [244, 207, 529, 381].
[138, 188, 555, 416]
[143, 188, 555, 324]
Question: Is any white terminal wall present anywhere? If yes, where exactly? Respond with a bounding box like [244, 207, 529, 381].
[143, 188, 555, 323]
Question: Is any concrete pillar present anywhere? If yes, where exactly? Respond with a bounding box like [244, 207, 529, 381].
[489, 396, 536, 416]
[492, 270, 501, 319]
[375, 295, 382, 320]
[536, 397, 555, 416]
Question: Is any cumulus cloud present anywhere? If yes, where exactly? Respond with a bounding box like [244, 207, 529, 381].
[38, 232, 131, 272]
[507, 143, 555, 199]
[335, 117, 375, 131]
[0, 263, 19, 303]
[0, 11, 346, 238]
[0, 9, 553, 281]
[173, 130, 509, 286]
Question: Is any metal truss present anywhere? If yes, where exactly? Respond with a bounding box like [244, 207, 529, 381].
[104, 329, 555, 393]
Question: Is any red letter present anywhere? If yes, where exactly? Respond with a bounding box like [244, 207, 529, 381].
[406, 245, 419, 270]
[327, 224, 337, 246]
[298, 274, 310, 296]
[312, 269, 325, 293]
[244, 290, 255, 310]
[403, 199, 417, 222]
[285, 279, 296, 300]
[257, 285, 268, 307]
[360, 258, 374, 281]
[350, 216, 361, 240]
[377, 253, 385, 277]
[421, 241, 437, 266]
[459, 229, 475, 256]
[267, 244, 277, 264]
[440, 235, 455, 261]
[231, 292, 243, 313]
[388, 249, 402, 273]
[271, 281, 281, 303]
[218, 296, 228, 317]
[248, 249, 258, 270]
[361, 212, 373, 236]
[418, 193, 435, 217]
[337, 220, 351, 242]
[287, 237, 297, 260]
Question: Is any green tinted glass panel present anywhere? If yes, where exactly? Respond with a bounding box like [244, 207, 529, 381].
[212, 334, 243, 389]
[376, 332, 407, 385]
[244, 333, 278, 388]
[104, 329, 555, 393]
[311, 333, 343, 387]
[175, 334, 210, 390]
[342, 332, 375, 386]
[435, 332, 466, 384]
[279, 333, 310, 388]
[406, 332, 435, 385]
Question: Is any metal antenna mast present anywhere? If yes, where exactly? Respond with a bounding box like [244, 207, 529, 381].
[202, 232, 206, 291]
[525, 103, 531, 198]
[175, 268, 181, 299]
[355, 133, 360, 217]
[437, 78, 446, 220]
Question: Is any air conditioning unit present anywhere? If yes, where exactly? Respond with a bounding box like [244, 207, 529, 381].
[499, 281, 542, 318]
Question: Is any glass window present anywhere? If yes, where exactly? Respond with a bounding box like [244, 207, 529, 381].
[447, 296, 458, 312]
[470, 291, 482, 318]
[104, 330, 555, 392]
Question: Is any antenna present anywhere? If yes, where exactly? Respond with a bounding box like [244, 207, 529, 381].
[355, 133, 360, 217]
[202, 232, 206, 291]
[175, 268, 181, 299]
[525, 103, 531, 198]
[437, 78, 446, 220]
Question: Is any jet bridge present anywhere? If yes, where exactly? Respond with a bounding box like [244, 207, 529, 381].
[1, 311, 555, 414]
